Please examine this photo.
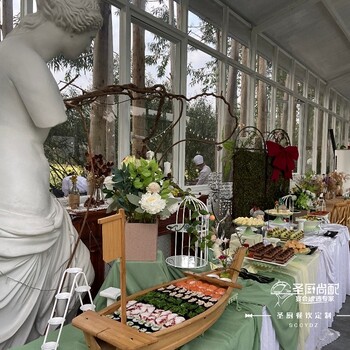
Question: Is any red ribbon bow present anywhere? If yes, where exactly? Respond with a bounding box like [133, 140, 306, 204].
[266, 141, 299, 181]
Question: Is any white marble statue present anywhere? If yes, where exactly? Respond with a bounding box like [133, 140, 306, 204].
[0, 0, 103, 348]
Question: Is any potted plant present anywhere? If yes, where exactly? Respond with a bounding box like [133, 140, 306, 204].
[103, 156, 180, 260]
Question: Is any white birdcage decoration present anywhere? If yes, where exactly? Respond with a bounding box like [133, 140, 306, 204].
[165, 196, 210, 269]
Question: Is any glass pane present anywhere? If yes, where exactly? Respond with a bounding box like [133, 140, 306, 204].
[238, 70, 251, 128]
[227, 36, 250, 67]
[319, 82, 325, 107]
[277, 67, 289, 87]
[185, 99, 217, 185]
[275, 89, 289, 131]
[186, 46, 218, 185]
[256, 55, 272, 79]
[255, 79, 271, 134]
[295, 64, 305, 95]
[188, 11, 219, 50]
[305, 105, 315, 173]
[292, 98, 301, 147]
[335, 118, 342, 148]
[329, 91, 335, 110]
[308, 74, 317, 102]
[336, 98, 341, 114]
[131, 24, 177, 164]
[308, 85, 316, 102]
[135, 0, 178, 27]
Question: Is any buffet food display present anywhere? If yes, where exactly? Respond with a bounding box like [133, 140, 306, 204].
[265, 209, 293, 216]
[106, 280, 226, 333]
[247, 242, 295, 266]
[266, 227, 304, 241]
[233, 216, 265, 226]
[284, 240, 311, 254]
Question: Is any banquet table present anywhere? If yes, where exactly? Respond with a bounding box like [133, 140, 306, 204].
[11, 225, 350, 350]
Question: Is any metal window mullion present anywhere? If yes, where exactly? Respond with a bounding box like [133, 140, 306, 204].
[174, 0, 188, 188]
[216, 7, 228, 174]
[247, 28, 257, 127]
[117, 2, 131, 165]
[321, 86, 330, 174]
[269, 47, 278, 131]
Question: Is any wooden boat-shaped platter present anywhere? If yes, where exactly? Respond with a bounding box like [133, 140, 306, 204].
[72, 211, 247, 350]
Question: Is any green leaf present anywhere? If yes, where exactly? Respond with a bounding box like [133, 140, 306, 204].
[167, 197, 179, 206]
[126, 193, 141, 206]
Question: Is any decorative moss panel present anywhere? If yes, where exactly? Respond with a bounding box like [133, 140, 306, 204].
[232, 149, 290, 218]
[232, 149, 267, 218]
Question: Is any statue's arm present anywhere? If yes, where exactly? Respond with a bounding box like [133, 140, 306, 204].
[11, 52, 67, 128]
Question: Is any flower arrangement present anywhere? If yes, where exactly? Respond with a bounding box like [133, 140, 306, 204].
[290, 186, 316, 210]
[85, 153, 114, 206]
[104, 156, 179, 223]
[325, 171, 350, 196]
[290, 172, 322, 210]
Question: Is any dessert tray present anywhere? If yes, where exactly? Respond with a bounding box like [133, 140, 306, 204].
[245, 255, 296, 267]
[265, 209, 293, 225]
[282, 240, 317, 255]
[233, 217, 265, 226]
[246, 242, 296, 267]
[265, 209, 293, 217]
[266, 227, 304, 241]
[233, 217, 265, 235]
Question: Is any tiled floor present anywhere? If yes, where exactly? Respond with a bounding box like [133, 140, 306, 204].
[323, 296, 350, 349]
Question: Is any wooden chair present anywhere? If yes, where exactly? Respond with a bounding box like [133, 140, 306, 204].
[329, 201, 348, 225]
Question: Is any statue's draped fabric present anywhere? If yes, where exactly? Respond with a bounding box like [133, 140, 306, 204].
[0, 198, 94, 349]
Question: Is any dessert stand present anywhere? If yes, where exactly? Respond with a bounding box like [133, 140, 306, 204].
[236, 224, 263, 236]
[265, 209, 293, 226]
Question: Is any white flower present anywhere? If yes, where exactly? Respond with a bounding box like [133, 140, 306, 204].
[103, 176, 115, 190]
[146, 150, 155, 160]
[139, 192, 166, 214]
[147, 182, 161, 193]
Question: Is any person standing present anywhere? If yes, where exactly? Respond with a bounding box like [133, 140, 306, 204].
[193, 154, 212, 185]
[0, 0, 102, 348]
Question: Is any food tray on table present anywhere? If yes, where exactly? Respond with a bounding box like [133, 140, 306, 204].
[293, 245, 318, 255]
[308, 211, 329, 218]
[280, 240, 318, 255]
[233, 217, 265, 227]
[265, 209, 293, 217]
[266, 227, 304, 241]
[244, 255, 296, 267]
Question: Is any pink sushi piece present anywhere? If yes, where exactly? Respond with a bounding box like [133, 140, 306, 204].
[175, 316, 186, 324]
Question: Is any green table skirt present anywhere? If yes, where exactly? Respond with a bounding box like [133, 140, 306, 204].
[12, 251, 298, 350]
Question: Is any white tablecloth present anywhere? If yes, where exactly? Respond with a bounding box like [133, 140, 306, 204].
[259, 224, 350, 350]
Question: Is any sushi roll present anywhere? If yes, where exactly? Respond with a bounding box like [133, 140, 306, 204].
[151, 325, 161, 332]
[204, 302, 214, 308]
